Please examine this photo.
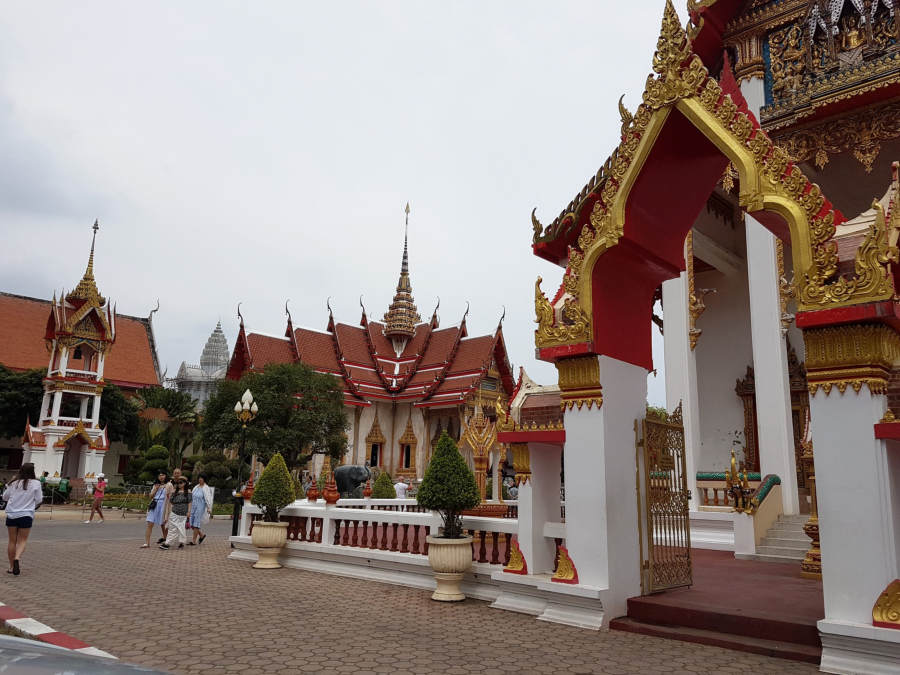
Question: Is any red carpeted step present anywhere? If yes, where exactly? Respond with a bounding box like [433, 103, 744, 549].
[609, 617, 821, 664]
[625, 595, 820, 647]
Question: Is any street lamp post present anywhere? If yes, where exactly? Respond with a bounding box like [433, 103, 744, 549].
[231, 389, 258, 539]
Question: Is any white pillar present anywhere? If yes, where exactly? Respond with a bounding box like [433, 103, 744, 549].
[92, 393, 102, 427]
[516, 442, 561, 575]
[662, 274, 701, 511]
[50, 391, 63, 421]
[811, 388, 898, 623]
[491, 448, 501, 502]
[746, 217, 799, 514]
[79, 396, 89, 419]
[563, 356, 646, 619]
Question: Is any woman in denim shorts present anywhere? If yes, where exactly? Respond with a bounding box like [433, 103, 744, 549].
[3, 463, 44, 575]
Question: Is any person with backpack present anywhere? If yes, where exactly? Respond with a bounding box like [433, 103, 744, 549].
[3, 463, 44, 575]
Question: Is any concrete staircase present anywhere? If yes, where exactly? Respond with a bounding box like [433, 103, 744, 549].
[753, 514, 810, 563]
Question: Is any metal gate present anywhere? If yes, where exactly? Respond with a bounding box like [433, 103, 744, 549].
[635, 402, 692, 594]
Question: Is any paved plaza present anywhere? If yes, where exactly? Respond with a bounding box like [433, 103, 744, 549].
[0, 517, 816, 674]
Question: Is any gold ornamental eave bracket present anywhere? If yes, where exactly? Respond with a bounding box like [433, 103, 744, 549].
[872, 578, 900, 629]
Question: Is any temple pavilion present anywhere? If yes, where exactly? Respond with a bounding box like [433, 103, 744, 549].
[226, 214, 516, 480]
[0, 223, 162, 482]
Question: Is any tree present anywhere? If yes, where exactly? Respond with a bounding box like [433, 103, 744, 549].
[0, 366, 44, 439]
[251, 452, 295, 522]
[140, 444, 170, 483]
[99, 384, 140, 446]
[189, 450, 239, 502]
[200, 363, 347, 471]
[133, 386, 198, 466]
[371, 471, 396, 499]
[416, 432, 479, 538]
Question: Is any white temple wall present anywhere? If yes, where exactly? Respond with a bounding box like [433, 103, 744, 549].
[344, 406, 358, 463]
[694, 267, 754, 472]
[355, 403, 377, 465]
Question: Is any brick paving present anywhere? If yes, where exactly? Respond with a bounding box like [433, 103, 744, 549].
[0, 526, 817, 674]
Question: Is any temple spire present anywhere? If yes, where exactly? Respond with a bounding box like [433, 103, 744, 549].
[383, 203, 421, 342]
[67, 220, 105, 305]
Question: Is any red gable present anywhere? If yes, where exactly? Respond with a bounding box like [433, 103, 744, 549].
[0, 292, 161, 391]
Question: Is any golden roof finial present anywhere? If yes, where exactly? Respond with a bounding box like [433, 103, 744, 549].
[67, 220, 105, 306]
[384, 202, 421, 339]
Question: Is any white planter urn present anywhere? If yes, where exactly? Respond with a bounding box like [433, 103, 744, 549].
[251, 521, 288, 569]
[426, 535, 473, 601]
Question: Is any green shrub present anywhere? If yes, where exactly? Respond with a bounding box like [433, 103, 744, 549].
[251, 453, 295, 522]
[139, 444, 169, 483]
[371, 471, 396, 499]
[416, 432, 479, 538]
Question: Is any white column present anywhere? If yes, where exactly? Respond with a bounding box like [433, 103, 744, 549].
[746, 217, 799, 514]
[79, 396, 89, 419]
[491, 448, 501, 502]
[516, 442, 561, 575]
[563, 356, 647, 619]
[58, 346, 69, 374]
[811, 388, 898, 624]
[662, 274, 701, 511]
[50, 391, 63, 422]
[92, 394, 102, 427]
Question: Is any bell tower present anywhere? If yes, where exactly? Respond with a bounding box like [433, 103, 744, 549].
[23, 221, 115, 479]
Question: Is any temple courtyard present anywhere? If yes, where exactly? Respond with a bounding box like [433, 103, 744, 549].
[0, 516, 816, 674]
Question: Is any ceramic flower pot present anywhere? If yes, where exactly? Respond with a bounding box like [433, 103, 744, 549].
[251, 521, 288, 569]
[425, 535, 473, 601]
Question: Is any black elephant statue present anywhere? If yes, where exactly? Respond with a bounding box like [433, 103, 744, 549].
[334, 464, 371, 498]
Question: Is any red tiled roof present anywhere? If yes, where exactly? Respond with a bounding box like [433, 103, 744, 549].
[231, 313, 514, 407]
[246, 333, 295, 370]
[0, 292, 160, 390]
[294, 328, 339, 372]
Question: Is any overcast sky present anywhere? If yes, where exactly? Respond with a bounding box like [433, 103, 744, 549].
[0, 1, 668, 406]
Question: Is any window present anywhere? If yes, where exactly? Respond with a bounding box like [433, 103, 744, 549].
[402, 444, 412, 469]
[73, 346, 83, 360]
[370, 443, 381, 467]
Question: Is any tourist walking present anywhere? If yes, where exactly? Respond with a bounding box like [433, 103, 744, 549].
[84, 473, 107, 523]
[143, 471, 172, 548]
[190, 474, 214, 545]
[394, 477, 410, 499]
[3, 463, 43, 576]
[160, 476, 191, 550]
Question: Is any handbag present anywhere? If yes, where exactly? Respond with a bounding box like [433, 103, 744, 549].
[147, 497, 157, 513]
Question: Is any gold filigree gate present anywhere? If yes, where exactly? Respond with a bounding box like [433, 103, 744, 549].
[635, 403, 692, 594]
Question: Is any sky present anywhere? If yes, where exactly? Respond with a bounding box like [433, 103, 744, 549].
[0, 1, 668, 406]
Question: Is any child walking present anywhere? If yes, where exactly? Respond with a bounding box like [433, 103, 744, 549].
[160, 477, 191, 550]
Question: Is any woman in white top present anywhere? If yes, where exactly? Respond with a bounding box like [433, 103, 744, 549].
[3, 463, 44, 576]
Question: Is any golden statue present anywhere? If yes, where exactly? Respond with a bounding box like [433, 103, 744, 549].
[842, 15, 865, 51]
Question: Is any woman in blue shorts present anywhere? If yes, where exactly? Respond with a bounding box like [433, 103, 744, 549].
[142, 471, 171, 548]
[3, 463, 44, 576]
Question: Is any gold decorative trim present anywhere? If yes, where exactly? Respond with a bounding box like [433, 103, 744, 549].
[556, 356, 603, 411]
[872, 579, 900, 628]
[880, 409, 898, 424]
[686, 231, 710, 351]
[396, 414, 418, 474]
[775, 238, 795, 335]
[510, 443, 531, 486]
[551, 545, 579, 584]
[804, 323, 900, 396]
[534, 276, 591, 350]
[772, 100, 900, 174]
[503, 538, 528, 575]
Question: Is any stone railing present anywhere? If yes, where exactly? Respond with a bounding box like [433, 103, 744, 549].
[696, 472, 761, 509]
[242, 501, 522, 569]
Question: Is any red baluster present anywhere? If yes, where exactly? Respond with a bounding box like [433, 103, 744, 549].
[400, 523, 410, 553]
[390, 523, 399, 551]
[351, 520, 360, 547]
[379, 523, 389, 551]
[341, 519, 350, 546]
[298, 517, 308, 542]
[369, 522, 379, 549]
[478, 531, 488, 563]
[490, 531, 500, 564]
[412, 525, 420, 554]
[503, 533, 511, 565]
[333, 519, 342, 545]
[316, 518, 324, 543]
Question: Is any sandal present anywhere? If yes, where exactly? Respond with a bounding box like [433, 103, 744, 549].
[199, 535, 206, 545]
[140, 544, 149, 549]
[188, 542, 195, 546]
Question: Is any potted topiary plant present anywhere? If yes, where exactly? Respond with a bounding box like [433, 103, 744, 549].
[416, 432, 480, 601]
[370, 470, 396, 499]
[249, 453, 295, 569]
